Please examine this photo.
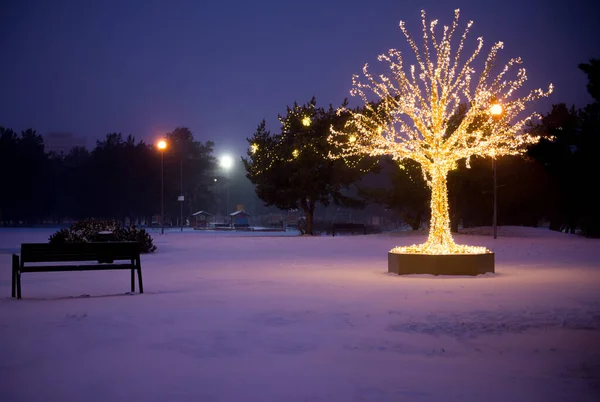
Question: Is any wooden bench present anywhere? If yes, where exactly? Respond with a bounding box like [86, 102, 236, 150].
[11, 241, 143, 299]
[331, 223, 366, 237]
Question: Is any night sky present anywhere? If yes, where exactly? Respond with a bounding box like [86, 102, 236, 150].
[1, 0, 599, 158]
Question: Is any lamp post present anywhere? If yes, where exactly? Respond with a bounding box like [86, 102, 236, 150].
[490, 103, 503, 239]
[157, 139, 167, 235]
[179, 154, 184, 232]
[220, 155, 234, 217]
[492, 157, 497, 239]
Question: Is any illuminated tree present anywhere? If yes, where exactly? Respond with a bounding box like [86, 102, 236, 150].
[329, 9, 553, 254]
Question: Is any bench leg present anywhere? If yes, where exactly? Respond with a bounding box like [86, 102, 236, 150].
[12, 255, 18, 298]
[16, 271, 22, 299]
[131, 268, 135, 293]
[137, 259, 144, 294]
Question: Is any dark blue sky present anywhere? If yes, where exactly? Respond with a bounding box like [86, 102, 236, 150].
[1, 0, 599, 158]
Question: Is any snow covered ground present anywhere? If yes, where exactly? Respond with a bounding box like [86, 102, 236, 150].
[1, 226, 599, 402]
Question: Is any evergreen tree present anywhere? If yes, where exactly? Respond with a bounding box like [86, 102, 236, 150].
[243, 98, 374, 235]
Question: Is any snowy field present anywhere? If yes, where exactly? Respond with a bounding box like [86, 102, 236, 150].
[1, 226, 599, 402]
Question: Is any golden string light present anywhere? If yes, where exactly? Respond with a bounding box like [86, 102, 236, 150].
[248, 100, 377, 176]
[328, 9, 553, 255]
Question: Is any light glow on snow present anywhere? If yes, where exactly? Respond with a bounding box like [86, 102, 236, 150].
[1, 226, 598, 401]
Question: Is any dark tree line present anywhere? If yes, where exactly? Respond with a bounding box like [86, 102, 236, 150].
[3, 60, 598, 237]
[528, 90, 600, 234]
[0, 128, 49, 223]
[0, 127, 217, 225]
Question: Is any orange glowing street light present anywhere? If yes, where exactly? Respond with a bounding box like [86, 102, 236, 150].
[489, 103, 503, 240]
[490, 103, 503, 116]
[157, 139, 168, 234]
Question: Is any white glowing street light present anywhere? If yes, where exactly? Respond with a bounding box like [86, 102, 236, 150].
[220, 154, 234, 170]
[220, 154, 234, 216]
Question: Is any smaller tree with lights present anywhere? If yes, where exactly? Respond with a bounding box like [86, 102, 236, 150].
[243, 98, 374, 235]
[329, 9, 552, 254]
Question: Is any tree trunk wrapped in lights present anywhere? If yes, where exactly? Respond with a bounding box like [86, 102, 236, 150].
[329, 9, 553, 255]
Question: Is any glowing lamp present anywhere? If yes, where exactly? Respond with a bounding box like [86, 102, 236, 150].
[490, 104, 503, 116]
[157, 140, 167, 150]
[220, 155, 234, 170]
[302, 117, 311, 127]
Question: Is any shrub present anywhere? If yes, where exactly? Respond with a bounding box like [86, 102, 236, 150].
[49, 218, 157, 253]
[117, 225, 157, 253]
[48, 228, 86, 243]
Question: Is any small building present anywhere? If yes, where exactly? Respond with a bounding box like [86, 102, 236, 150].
[230, 210, 251, 229]
[192, 211, 212, 229]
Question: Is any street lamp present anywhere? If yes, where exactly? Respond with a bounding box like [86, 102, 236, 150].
[179, 154, 184, 232]
[220, 155, 234, 217]
[157, 139, 167, 235]
[178, 144, 185, 232]
[490, 103, 503, 239]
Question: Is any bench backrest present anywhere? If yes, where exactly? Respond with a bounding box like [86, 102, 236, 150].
[20, 242, 140, 263]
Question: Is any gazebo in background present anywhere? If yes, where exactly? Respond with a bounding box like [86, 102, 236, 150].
[230, 210, 251, 229]
[192, 211, 212, 230]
